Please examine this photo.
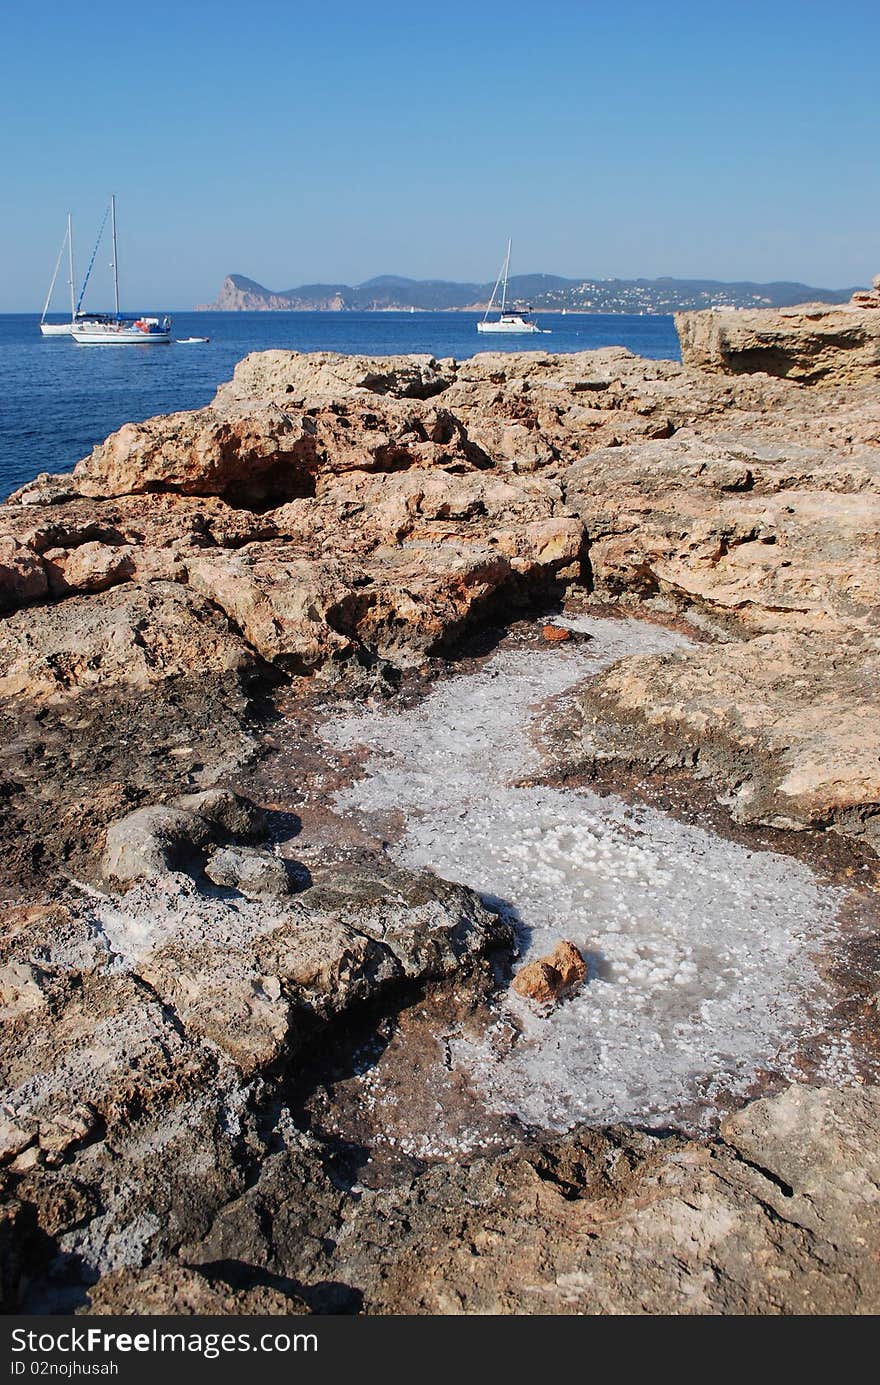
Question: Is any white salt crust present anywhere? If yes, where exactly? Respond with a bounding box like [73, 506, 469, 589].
[325, 614, 852, 1130]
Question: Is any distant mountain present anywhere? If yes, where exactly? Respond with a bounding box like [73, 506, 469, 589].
[199, 272, 856, 314]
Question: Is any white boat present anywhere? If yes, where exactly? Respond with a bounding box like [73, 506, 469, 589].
[72, 196, 171, 345]
[176, 336, 210, 344]
[75, 314, 173, 344]
[39, 214, 76, 337]
[477, 239, 541, 334]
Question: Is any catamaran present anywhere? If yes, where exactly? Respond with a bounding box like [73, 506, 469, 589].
[72, 196, 171, 345]
[477, 239, 541, 334]
[39, 215, 77, 336]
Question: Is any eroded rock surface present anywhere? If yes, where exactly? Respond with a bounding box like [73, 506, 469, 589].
[2, 343, 878, 853]
[322, 1084, 880, 1314]
[1, 323, 878, 1315]
[676, 301, 880, 384]
[558, 629, 880, 844]
[0, 866, 510, 1309]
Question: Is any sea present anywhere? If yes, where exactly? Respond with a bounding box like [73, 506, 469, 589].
[0, 311, 680, 501]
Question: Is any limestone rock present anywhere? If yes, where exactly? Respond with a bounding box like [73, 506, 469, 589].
[43, 540, 134, 596]
[204, 845, 293, 899]
[0, 582, 254, 704]
[0, 1115, 36, 1164]
[511, 960, 561, 1005]
[546, 940, 588, 987]
[102, 790, 268, 887]
[850, 274, 880, 310]
[174, 788, 267, 843]
[512, 940, 587, 1006]
[102, 805, 215, 885]
[563, 436, 880, 636]
[676, 302, 880, 384]
[73, 404, 322, 507]
[213, 348, 452, 406]
[0, 536, 47, 612]
[299, 864, 513, 983]
[331, 1084, 880, 1315]
[562, 629, 880, 840]
[1, 343, 879, 1315]
[6, 472, 80, 507]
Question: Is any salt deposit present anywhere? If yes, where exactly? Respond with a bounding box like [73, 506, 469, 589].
[325, 614, 850, 1130]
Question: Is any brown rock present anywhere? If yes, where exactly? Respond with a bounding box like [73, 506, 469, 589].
[0, 536, 47, 612]
[545, 940, 588, 987]
[511, 959, 561, 1005]
[339, 1085, 880, 1315]
[1, 341, 880, 1319]
[0, 1116, 35, 1164]
[43, 540, 134, 596]
[564, 628, 880, 842]
[512, 941, 587, 1005]
[676, 302, 880, 384]
[73, 405, 322, 507]
[82, 1262, 308, 1316]
[0, 582, 254, 703]
[542, 624, 571, 642]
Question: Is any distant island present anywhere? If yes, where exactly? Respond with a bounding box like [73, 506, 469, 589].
[198, 272, 856, 315]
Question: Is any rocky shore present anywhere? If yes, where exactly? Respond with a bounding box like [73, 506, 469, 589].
[1, 296, 878, 1314]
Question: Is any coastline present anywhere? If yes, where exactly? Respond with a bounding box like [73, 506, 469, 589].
[0, 312, 682, 501]
[1, 306, 879, 1313]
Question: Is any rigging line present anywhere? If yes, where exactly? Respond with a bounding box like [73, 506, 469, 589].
[75, 202, 110, 316]
[41, 229, 68, 323]
[483, 246, 508, 322]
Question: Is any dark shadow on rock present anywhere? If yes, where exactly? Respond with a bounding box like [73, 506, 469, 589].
[261, 807, 304, 844]
[3, 1201, 96, 1314]
[195, 1258, 363, 1315]
[282, 858, 313, 891]
[434, 585, 571, 663]
[279, 995, 432, 1191]
[478, 892, 533, 965]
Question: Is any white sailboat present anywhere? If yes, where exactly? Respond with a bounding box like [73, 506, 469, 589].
[477, 239, 541, 334]
[72, 196, 171, 344]
[39, 214, 76, 337]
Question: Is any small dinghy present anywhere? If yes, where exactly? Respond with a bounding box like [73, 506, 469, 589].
[176, 336, 210, 344]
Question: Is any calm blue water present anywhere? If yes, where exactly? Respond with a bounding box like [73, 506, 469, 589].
[0, 311, 679, 500]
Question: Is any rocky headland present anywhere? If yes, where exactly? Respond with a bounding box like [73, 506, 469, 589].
[201, 271, 857, 315]
[1, 295, 879, 1314]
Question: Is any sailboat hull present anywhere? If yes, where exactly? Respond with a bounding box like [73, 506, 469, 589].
[72, 329, 171, 344]
[72, 316, 172, 344]
[477, 319, 540, 334]
[39, 322, 74, 337]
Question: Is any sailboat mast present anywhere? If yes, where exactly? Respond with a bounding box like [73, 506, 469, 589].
[500, 238, 511, 313]
[67, 213, 75, 322]
[110, 194, 120, 316]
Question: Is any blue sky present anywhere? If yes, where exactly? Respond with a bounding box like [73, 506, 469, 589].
[1, 0, 877, 309]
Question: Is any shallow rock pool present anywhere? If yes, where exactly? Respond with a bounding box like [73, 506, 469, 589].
[324, 614, 854, 1133]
